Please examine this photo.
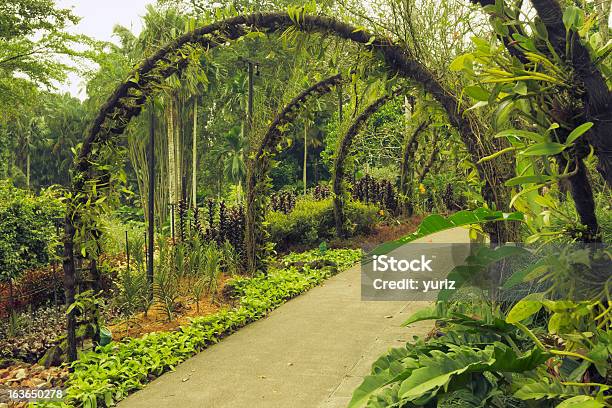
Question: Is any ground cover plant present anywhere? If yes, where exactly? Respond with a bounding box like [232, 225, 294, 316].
[31, 249, 360, 408]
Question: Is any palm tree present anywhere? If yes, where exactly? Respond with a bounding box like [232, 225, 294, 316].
[212, 126, 247, 202]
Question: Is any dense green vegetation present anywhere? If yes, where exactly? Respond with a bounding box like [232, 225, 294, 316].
[351, 298, 610, 407]
[0, 181, 63, 283]
[0, 0, 610, 407]
[36, 249, 361, 408]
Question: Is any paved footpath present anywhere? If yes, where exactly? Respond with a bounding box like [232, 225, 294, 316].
[119, 228, 469, 408]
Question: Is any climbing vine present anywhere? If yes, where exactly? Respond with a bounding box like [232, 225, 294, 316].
[62, 10, 554, 359]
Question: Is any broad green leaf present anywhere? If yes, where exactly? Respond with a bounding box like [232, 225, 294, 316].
[490, 344, 550, 372]
[495, 129, 544, 143]
[506, 293, 544, 323]
[349, 356, 418, 408]
[562, 6, 581, 31]
[515, 379, 576, 400]
[402, 307, 440, 326]
[369, 208, 524, 256]
[505, 175, 554, 186]
[398, 347, 494, 401]
[348, 369, 406, 408]
[513, 81, 528, 95]
[566, 122, 593, 145]
[466, 100, 489, 111]
[465, 85, 490, 101]
[521, 142, 566, 156]
[556, 395, 604, 408]
[449, 54, 466, 71]
[548, 312, 566, 334]
[495, 100, 515, 129]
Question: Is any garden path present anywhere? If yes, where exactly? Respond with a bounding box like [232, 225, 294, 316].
[119, 227, 469, 408]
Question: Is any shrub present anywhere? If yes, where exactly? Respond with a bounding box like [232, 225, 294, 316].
[266, 198, 379, 251]
[0, 181, 63, 283]
[343, 200, 380, 236]
[98, 215, 145, 258]
[34, 249, 361, 408]
[351, 175, 399, 214]
[0, 267, 64, 317]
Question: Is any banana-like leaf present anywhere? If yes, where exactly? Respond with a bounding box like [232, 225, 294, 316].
[368, 208, 524, 256]
[351, 341, 550, 408]
[514, 379, 583, 401]
[398, 346, 495, 402]
[556, 395, 605, 408]
[348, 352, 419, 408]
[402, 306, 440, 326]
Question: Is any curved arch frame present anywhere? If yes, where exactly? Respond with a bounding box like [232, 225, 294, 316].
[331, 89, 404, 236]
[62, 11, 519, 360]
[399, 119, 430, 216]
[244, 73, 344, 272]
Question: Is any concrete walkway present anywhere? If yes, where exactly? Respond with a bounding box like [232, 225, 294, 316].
[119, 228, 469, 408]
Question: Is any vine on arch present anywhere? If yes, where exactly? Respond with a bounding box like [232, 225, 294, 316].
[398, 119, 430, 216]
[64, 10, 534, 359]
[245, 73, 344, 273]
[332, 88, 404, 237]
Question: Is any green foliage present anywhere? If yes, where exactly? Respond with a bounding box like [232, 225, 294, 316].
[0, 181, 63, 282]
[280, 248, 362, 271]
[115, 266, 146, 318]
[0, 0, 93, 123]
[369, 207, 524, 256]
[449, 0, 610, 242]
[350, 299, 610, 408]
[266, 197, 379, 250]
[34, 249, 361, 408]
[154, 240, 181, 322]
[98, 216, 145, 258]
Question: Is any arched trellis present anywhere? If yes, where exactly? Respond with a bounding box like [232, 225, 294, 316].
[330, 88, 444, 235]
[244, 73, 345, 272]
[63, 11, 523, 360]
[399, 119, 430, 216]
[332, 88, 405, 236]
[416, 127, 442, 184]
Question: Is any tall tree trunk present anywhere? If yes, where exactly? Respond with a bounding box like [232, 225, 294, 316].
[167, 98, 177, 228]
[192, 98, 198, 208]
[26, 129, 30, 189]
[174, 97, 182, 205]
[597, 0, 611, 43]
[303, 122, 308, 195]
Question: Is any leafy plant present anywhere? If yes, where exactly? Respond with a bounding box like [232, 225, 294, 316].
[350, 301, 610, 408]
[267, 197, 379, 251]
[0, 305, 66, 363]
[33, 249, 361, 408]
[202, 243, 222, 303]
[114, 266, 146, 317]
[370, 207, 524, 255]
[153, 240, 180, 322]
